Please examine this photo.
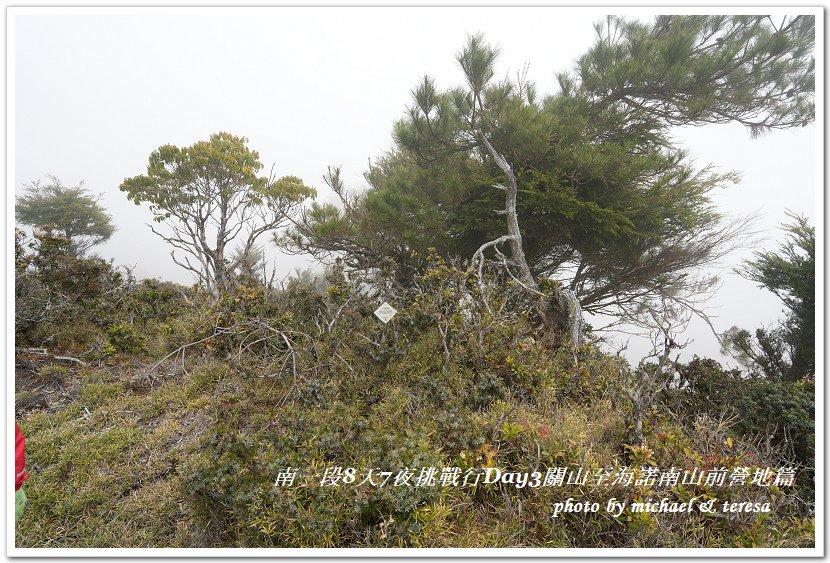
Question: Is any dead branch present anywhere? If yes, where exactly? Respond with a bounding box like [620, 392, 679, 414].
[147, 333, 220, 374]
[16, 347, 87, 366]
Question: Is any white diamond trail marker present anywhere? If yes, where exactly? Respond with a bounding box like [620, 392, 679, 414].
[374, 302, 398, 324]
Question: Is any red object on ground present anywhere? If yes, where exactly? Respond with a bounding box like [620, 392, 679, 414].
[15, 423, 28, 491]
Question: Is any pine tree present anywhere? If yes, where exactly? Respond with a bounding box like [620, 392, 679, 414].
[16, 176, 115, 257]
[723, 214, 815, 380]
[284, 15, 814, 328]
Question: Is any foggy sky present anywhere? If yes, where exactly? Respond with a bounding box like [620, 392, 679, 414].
[10, 7, 819, 363]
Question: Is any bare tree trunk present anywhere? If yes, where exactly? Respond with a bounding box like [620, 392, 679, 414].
[477, 131, 583, 344]
[477, 134, 536, 289]
[621, 312, 679, 445]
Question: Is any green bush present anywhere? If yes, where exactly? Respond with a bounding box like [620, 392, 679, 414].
[105, 322, 145, 355]
[124, 278, 188, 329]
[14, 257, 815, 548]
[15, 229, 131, 347]
[663, 357, 815, 502]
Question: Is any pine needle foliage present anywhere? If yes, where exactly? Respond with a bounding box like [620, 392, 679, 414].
[286, 16, 813, 324]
